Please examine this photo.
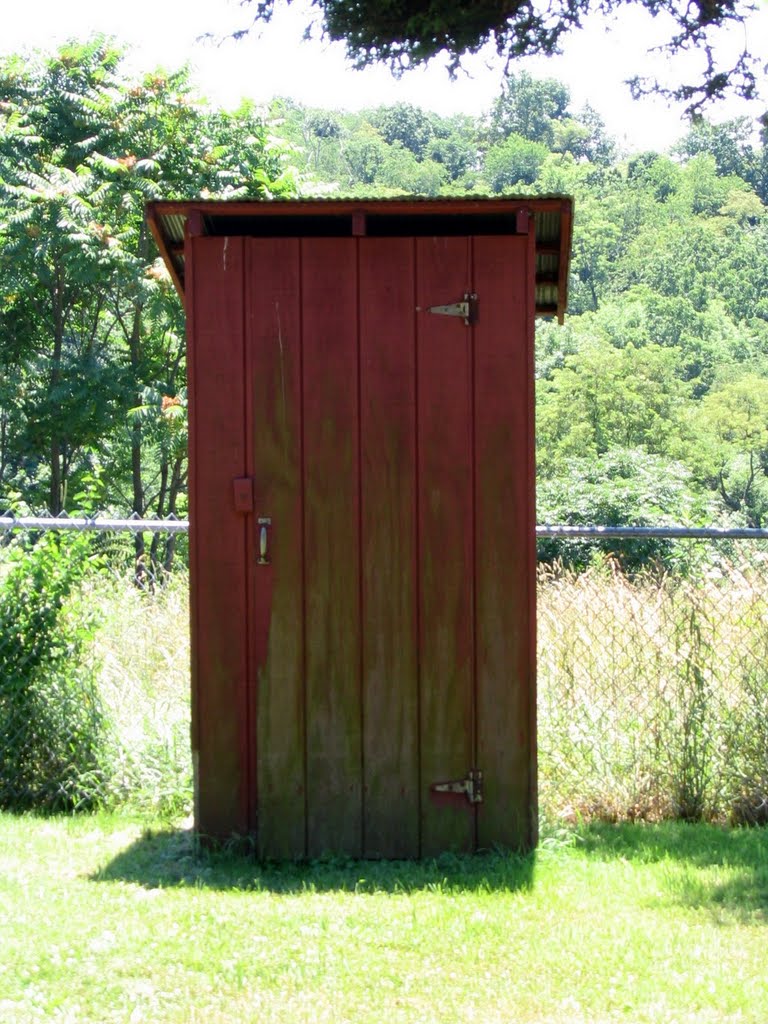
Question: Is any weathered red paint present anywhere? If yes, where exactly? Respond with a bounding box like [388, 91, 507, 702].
[169, 198, 571, 858]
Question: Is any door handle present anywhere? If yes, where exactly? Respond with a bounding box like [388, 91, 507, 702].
[257, 517, 271, 564]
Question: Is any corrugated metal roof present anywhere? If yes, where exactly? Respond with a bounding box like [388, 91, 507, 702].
[146, 196, 572, 321]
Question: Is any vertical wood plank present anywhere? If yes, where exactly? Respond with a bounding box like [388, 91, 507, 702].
[188, 236, 249, 838]
[359, 238, 419, 858]
[184, 221, 200, 823]
[302, 238, 363, 857]
[247, 238, 306, 858]
[525, 224, 539, 848]
[416, 237, 475, 857]
[474, 233, 536, 851]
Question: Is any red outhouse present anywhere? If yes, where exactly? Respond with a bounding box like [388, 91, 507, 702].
[147, 197, 572, 858]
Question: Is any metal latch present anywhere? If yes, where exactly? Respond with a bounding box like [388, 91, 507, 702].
[431, 768, 483, 804]
[427, 293, 478, 326]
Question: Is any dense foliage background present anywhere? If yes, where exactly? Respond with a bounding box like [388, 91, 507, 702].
[2, 39, 768, 537]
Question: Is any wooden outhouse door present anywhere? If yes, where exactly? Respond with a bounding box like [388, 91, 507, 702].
[188, 223, 536, 858]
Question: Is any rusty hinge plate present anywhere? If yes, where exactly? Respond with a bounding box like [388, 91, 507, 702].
[431, 768, 483, 804]
[426, 292, 478, 326]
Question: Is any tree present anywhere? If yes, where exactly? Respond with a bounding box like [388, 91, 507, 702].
[370, 103, 434, 159]
[537, 339, 689, 465]
[570, 105, 616, 166]
[627, 153, 682, 203]
[487, 72, 570, 147]
[236, 0, 761, 115]
[426, 115, 478, 180]
[342, 124, 388, 185]
[483, 133, 548, 191]
[675, 117, 756, 181]
[566, 176, 651, 314]
[693, 374, 768, 526]
[0, 41, 129, 514]
[376, 144, 447, 195]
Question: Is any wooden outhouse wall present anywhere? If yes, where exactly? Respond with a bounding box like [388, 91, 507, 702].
[157, 199, 572, 859]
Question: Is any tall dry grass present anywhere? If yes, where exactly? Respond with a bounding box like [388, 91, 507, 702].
[75, 550, 768, 824]
[538, 556, 768, 825]
[89, 570, 192, 815]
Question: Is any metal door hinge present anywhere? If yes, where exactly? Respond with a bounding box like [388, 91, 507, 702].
[431, 768, 483, 804]
[427, 293, 478, 326]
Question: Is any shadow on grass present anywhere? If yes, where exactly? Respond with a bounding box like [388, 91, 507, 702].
[572, 819, 768, 869]
[569, 820, 768, 921]
[91, 827, 536, 894]
[91, 819, 767, 911]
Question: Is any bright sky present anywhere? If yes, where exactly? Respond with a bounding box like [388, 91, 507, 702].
[2, 0, 768, 153]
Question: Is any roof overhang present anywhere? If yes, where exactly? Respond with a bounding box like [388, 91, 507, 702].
[146, 196, 573, 323]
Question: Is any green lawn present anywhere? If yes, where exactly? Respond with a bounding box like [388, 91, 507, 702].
[1, 815, 766, 1023]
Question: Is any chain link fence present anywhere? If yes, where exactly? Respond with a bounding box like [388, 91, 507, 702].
[537, 526, 768, 826]
[1, 514, 767, 825]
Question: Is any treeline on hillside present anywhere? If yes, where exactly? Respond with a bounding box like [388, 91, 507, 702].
[2, 39, 768, 568]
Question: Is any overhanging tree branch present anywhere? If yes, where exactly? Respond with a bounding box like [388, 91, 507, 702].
[233, 0, 762, 115]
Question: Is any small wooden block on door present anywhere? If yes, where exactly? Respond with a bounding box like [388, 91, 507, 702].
[233, 476, 254, 513]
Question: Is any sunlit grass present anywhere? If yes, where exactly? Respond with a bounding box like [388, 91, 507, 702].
[0, 814, 765, 1023]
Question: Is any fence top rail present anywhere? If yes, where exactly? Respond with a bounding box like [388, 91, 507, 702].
[536, 524, 768, 540]
[2, 516, 768, 540]
[0, 515, 190, 534]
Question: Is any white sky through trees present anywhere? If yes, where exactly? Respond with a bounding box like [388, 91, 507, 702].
[2, 0, 768, 151]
